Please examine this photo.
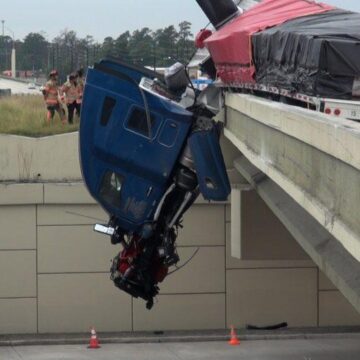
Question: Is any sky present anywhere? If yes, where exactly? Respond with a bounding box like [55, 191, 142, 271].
[2, 0, 360, 42]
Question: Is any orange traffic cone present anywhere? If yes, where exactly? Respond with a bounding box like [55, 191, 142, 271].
[228, 325, 240, 346]
[88, 327, 101, 349]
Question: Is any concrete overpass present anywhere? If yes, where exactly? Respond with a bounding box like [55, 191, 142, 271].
[224, 93, 360, 314]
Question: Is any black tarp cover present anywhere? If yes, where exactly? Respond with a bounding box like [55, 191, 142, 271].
[252, 10, 360, 99]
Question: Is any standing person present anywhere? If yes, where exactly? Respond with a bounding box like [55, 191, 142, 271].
[61, 73, 80, 124]
[76, 68, 84, 116]
[42, 70, 67, 124]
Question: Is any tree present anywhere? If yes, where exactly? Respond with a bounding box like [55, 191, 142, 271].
[77, 35, 95, 66]
[115, 31, 130, 61]
[101, 36, 116, 58]
[177, 21, 194, 63]
[154, 26, 179, 66]
[7, 21, 195, 78]
[19, 33, 48, 71]
[0, 35, 14, 71]
[52, 30, 80, 79]
[128, 28, 153, 66]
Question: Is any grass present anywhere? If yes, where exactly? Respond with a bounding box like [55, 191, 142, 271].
[0, 95, 79, 137]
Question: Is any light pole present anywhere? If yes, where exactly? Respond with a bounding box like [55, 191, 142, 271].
[1, 20, 4, 37]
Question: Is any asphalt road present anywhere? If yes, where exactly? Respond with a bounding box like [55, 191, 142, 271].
[1, 338, 359, 360]
[0, 77, 40, 95]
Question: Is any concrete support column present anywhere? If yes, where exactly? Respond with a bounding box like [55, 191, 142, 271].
[231, 187, 242, 259]
[11, 48, 16, 79]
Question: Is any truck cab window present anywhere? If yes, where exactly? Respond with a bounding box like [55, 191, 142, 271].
[99, 171, 124, 208]
[126, 107, 155, 137]
[100, 96, 116, 126]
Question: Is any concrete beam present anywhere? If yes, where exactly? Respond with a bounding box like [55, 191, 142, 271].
[234, 156, 360, 314]
[225, 93, 360, 263]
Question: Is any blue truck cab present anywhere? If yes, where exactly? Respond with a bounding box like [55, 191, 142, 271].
[80, 60, 194, 232]
[79, 58, 230, 308]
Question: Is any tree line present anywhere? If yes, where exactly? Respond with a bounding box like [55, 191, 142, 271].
[0, 21, 195, 80]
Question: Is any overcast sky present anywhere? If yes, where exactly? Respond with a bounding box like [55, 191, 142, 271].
[2, 0, 360, 42]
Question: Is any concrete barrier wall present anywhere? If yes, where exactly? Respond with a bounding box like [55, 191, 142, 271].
[0, 133, 81, 182]
[0, 134, 359, 333]
[0, 131, 242, 183]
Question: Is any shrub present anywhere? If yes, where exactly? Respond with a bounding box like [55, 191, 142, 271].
[0, 95, 79, 137]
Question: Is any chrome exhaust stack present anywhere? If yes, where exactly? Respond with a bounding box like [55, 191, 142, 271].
[195, 0, 240, 29]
